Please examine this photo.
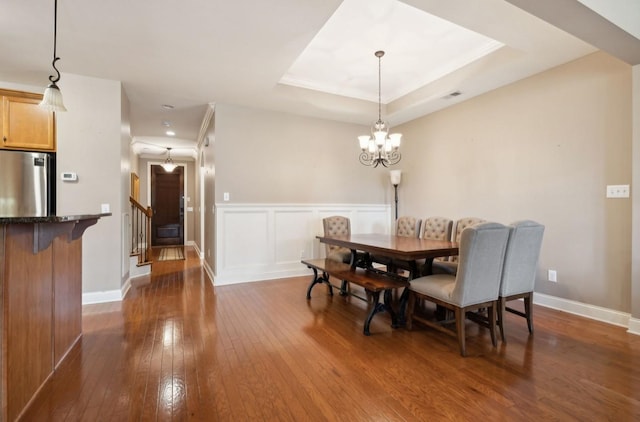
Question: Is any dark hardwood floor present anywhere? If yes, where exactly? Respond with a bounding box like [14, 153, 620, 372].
[22, 247, 640, 421]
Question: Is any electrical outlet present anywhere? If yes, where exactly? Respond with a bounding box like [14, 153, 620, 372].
[606, 184, 630, 198]
[300, 250, 305, 259]
[223, 192, 230, 201]
[548, 269, 557, 282]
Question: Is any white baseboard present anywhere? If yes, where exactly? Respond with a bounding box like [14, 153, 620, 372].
[628, 317, 640, 335]
[192, 242, 204, 259]
[214, 266, 308, 286]
[203, 260, 215, 285]
[533, 292, 632, 329]
[82, 289, 123, 305]
[121, 278, 131, 300]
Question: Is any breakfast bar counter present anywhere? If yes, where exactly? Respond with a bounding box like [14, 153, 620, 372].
[0, 214, 108, 421]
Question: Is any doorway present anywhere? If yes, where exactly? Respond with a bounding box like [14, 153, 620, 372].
[151, 165, 184, 246]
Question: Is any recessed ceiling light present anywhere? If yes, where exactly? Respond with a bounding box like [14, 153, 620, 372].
[166, 130, 176, 136]
[161, 104, 174, 110]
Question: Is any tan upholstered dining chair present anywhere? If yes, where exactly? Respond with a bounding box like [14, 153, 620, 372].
[322, 216, 352, 263]
[420, 217, 453, 241]
[431, 217, 486, 275]
[372, 216, 422, 274]
[407, 222, 510, 356]
[497, 220, 545, 341]
[395, 216, 422, 238]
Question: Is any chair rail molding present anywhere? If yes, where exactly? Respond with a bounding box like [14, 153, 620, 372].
[214, 203, 392, 285]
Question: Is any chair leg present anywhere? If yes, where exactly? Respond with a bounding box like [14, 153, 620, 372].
[488, 303, 497, 347]
[524, 293, 534, 334]
[498, 296, 506, 342]
[455, 308, 466, 357]
[406, 291, 416, 330]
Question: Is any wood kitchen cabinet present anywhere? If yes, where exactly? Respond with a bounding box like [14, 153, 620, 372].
[0, 88, 55, 151]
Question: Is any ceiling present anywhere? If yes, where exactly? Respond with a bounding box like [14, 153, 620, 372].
[1, 0, 639, 159]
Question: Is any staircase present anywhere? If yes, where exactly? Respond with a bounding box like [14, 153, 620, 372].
[130, 196, 153, 277]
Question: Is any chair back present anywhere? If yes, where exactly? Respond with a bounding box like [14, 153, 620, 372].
[452, 222, 510, 307]
[420, 217, 453, 241]
[499, 220, 545, 297]
[449, 217, 486, 262]
[322, 216, 351, 262]
[395, 216, 422, 238]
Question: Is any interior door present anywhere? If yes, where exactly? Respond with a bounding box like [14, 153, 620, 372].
[151, 165, 184, 246]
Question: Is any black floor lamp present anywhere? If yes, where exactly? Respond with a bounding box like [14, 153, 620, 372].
[390, 170, 402, 221]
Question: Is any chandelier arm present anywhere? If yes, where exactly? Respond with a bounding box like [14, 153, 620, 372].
[359, 151, 375, 167]
[386, 150, 401, 166]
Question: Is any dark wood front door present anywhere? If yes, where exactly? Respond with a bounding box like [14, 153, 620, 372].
[151, 165, 184, 246]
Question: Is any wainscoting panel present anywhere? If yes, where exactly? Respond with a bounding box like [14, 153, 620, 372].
[215, 203, 391, 285]
[221, 209, 269, 269]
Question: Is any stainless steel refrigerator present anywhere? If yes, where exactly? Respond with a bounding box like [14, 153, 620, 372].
[0, 150, 55, 217]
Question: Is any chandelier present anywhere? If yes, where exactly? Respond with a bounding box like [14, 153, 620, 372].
[162, 148, 177, 172]
[358, 50, 401, 167]
[39, 0, 67, 112]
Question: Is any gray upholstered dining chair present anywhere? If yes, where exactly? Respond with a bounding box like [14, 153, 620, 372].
[431, 216, 486, 275]
[407, 222, 510, 356]
[322, 216, 352, 263]
[497, 220, 545, 341]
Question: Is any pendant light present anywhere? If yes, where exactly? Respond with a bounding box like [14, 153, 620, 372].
[39, 0, 67, 112]
[162, 148, 177, 172]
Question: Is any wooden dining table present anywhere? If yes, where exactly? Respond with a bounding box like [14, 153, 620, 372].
[316, 233, 459, 279]
[317, 234, 459, 326]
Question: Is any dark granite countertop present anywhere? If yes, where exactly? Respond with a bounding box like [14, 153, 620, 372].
[0, 213, 111, 225]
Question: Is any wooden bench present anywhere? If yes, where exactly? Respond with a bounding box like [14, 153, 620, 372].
[301, 258, 408, 335]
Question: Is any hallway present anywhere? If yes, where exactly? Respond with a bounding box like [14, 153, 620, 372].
[22, 246, 640, 420]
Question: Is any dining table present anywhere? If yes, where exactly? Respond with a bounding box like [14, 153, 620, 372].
[316, 233, 459, 325]
[316, 233, 459, 279]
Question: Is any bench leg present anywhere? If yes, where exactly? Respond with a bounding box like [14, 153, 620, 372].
[306, 268, 333, 299]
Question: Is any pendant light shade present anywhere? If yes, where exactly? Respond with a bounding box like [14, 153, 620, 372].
[40, 82, 67, 112]
[39, 0, 67, 112]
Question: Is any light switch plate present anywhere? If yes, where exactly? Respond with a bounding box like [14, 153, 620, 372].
[101, 203, 110, 213]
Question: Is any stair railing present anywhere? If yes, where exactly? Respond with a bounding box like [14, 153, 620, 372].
[130, 196, 153, 265]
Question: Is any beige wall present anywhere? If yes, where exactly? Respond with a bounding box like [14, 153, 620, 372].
[398, 52, 632, 312]
[200, 114, 216, 270]
[632, 64, 640, 320]
[213, 104, 393, 204]
[56, 73, 125, 294]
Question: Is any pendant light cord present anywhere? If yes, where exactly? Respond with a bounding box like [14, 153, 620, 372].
[49, 0, 61, 84]
[378, 52, 382, 123]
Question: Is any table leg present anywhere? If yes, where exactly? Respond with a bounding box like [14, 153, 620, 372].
[397, 258, 435, 326]
[384, 289, 399, 328]
[363, 290, 384, 336]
